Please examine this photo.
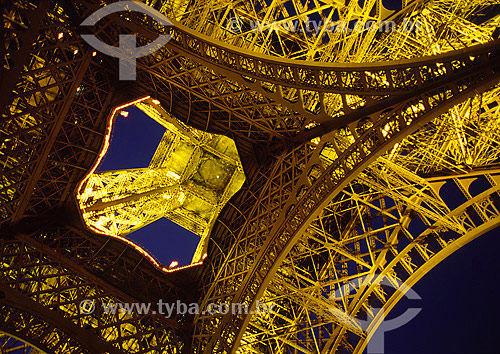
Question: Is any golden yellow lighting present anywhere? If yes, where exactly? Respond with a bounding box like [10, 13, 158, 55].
[76, 96, 245, 274]
[166, 171, 181, 180]
[74, 96, 225, 274]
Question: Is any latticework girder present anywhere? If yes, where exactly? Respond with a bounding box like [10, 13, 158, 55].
[1, 0, 500, 353]
[0, 334, 45, 354]
[0, 226, 194, 354]
[239, 162, 500, 353]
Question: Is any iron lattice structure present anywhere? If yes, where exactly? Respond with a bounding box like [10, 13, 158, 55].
[76, 98, 246, 263]
[1, 0, 500, 353]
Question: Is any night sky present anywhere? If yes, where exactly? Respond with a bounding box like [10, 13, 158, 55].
[377, 229, 500, 354]
[99, 107, 499, 353]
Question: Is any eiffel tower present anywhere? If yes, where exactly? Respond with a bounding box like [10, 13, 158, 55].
[1, 0, 500, 353]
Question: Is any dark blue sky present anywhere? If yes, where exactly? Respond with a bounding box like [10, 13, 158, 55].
[376, 228, 500, 354]
[101, 107, 499, 353]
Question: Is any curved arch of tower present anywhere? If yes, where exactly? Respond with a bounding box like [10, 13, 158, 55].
[1, 0, 500, 353]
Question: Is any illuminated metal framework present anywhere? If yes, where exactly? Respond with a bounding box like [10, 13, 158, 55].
[1, 0, 500, 353]
[77, 98, 246, 263]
